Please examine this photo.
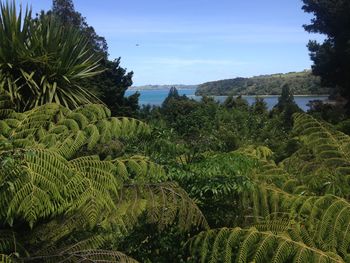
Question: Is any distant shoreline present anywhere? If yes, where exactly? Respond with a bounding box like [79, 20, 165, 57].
[127, 89, 329, 97]
[188, 94, 329, 97]
[242, 94, 328, 97]
[129, 85, 198, 91]
[128, 88, 197, 91]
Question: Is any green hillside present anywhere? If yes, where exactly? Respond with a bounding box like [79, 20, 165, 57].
[195, 70, 330, 96]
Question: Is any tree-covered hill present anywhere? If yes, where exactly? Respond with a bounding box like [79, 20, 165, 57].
[195, 70, 330, 96]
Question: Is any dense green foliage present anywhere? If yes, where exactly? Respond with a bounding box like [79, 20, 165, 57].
[195, 70, 329, 96]
[136, 89, 300, 164]
[188, 113, 350, 262]
[0, 97, 207, 262]
[1, 0, 350, 262]
[303, 0, 350, 109]
[125, 87, 350, 262]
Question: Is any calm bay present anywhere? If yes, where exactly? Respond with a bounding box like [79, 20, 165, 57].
[126, 89, 328, 111]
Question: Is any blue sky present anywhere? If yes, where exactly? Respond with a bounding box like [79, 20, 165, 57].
[21, 0, 323, 86]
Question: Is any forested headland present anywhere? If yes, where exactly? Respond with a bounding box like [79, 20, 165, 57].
[1, 0, 350, 263]
[195, 70, 330, 96]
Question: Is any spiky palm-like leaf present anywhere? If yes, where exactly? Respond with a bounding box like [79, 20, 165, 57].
[0, 2, 102, 111]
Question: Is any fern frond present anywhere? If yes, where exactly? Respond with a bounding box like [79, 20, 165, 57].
[1, 104, 150, 159]
[0, 102, 205, 260]
[68, 157, 119, 226]
[55, 131, 86, 159]
[293, 113, 350, 163]
[189, 227, 344, 263]
[0, 92, 15, 118]
[74, 104, 110, 122]
[58, 249, 138, 263]
[118, 182, 209, 232]
[255, 160, 292, 189]
[0, 254, 14, 263]
[0, 149, 72, 227]
[244, 183, 350, 258]
[273, 113, 350, 197]
[235, 145, 273, 161]
[113, 155, 166, 183]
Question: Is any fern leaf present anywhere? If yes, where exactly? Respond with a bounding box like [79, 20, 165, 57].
[189, 227, 344, 263]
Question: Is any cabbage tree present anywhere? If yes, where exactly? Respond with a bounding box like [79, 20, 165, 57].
[0, 1, 102, 111]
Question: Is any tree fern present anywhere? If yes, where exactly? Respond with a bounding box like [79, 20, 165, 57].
[113, 155, 167, 183]
[0, 148, 72, 227]
[293, 113, 350, 163]
[58, 250, 139, 263]
[239, 184, 350, 259]
[189, 227, 344, 263]
[235, 145, 273, 161]
[0, 103, 207, 262]
[0, 93, 14, 118]
[0, 104, 150, 157]
[119, 182, 209, 232]
[184, 114, 350, 262]
[234, 146, 310, 195]
[281, 113, 350, 197]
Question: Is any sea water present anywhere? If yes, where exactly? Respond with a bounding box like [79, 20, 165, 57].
[126, 89, 328, 111]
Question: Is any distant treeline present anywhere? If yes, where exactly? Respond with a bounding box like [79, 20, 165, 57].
[195, 70, 330, 96]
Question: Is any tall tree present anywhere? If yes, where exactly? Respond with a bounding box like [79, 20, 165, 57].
[51, 0, 108, 57]
[273, 84, 301, 128]
[302, 0, 350, 108]
[274, 84, 298, 112]
[49, 0, 139, 116]
[251, 97, 268, 115]
[83, 59, 140, 117]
